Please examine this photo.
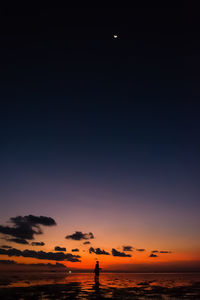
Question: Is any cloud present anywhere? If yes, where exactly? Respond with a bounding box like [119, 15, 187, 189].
[31, 242, 45, 246]
[149, 253, 158, 257]
[112, 249, 131, 257]
[136, 249, 145, 252]
[0, 260, 67, 268]
[0, 215, 56, 243]
[95, 248, 110, 255]
[151, 250, 171, 254]
[7, 238, 29, 245]
[89, 247, 95, 253]
[0, 245, 13, 249]
[123, 246, 133, 252]
[0, 259, 17, 265]
[89, 247, 110, 255]
[83, 241, 91, 245]
[71, 248, 79, 252]
[0, 248, 81, 262]
[10, 215, 56, 227]
[66, 231, 94, 241]
[54, 246, 66, 252]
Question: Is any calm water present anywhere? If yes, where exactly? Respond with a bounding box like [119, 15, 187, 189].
[1, 272, 199, 288]
[0, 272, 200, 299]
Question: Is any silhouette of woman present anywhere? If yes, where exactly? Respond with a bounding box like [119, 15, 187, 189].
[94, 260, 100, 277]
[94, 260, 101, 291]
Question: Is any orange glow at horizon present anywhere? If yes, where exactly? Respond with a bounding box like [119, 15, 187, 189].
[0, 202, 200, 272]
[1, 246, 200, 271]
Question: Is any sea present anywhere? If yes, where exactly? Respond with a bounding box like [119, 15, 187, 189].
[0, 272, 200, 299]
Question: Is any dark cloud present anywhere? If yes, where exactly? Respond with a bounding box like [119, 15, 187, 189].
[160, 251, 172, 253]
[89, 247, 95, 253]
[0, 215, 56, 242]
[0, 248, 22, 257]
[0, 248, 81, 262]
[83, 241, 91, 245]
[54, 246, 66, 252]
[31, 242, 45, 246]
[7, 238, 29, 245]
[0, 260, 67, 268]
[123, 246, 133, 252]
[95, 248, 110, 255]
[112, 249, 131, 257]
[136, 249, 145, 252]
[149, 253, 158, 257]
[71, 248, 79, 252]
[10, 215, 56, 227]
[66, 231, 94, 241]
[151, 250, 159, 253]
[0, 245, 13, 249]
[89, 247, 110, 255]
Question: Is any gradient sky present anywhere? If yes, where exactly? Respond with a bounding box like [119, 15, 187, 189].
[0, 4, 200, 271]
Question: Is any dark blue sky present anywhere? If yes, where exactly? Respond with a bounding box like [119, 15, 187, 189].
[0, 4, 199, 194]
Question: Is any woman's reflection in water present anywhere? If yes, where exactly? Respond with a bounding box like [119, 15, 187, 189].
[94, 275, 100, 291]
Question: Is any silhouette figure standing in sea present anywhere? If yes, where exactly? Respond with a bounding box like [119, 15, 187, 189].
[93, 260, 101, 292]
[94, 260, 101, 277]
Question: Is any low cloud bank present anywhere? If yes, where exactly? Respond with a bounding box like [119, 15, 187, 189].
[0, 247, 80, 262]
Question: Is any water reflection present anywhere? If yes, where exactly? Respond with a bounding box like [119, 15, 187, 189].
[0, 272, 200, 299]
[93, 275, 101, 298]
[94, 275, 100, 290]
[1, 272, 200, 289]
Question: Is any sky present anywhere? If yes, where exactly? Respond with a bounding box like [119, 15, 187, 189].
[0, 4, 200, 271]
